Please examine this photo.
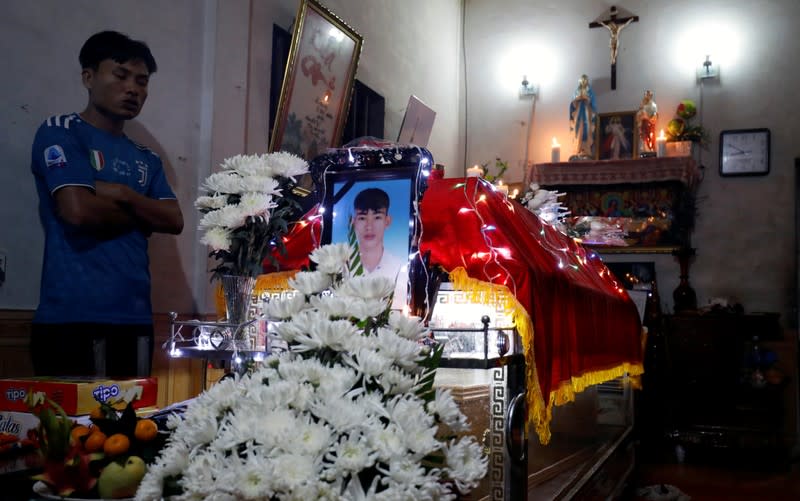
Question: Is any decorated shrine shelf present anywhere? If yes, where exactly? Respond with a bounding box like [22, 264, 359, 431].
[525, 156, 700, 188]
[525, 157, 701, 251]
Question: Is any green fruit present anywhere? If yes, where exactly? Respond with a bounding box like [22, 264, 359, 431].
[666, 118, 685, 138]
[676, 99, 697, 119]
[97, 456, 147, 499]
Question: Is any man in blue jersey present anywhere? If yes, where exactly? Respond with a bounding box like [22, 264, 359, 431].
[30, 31, 183, 378]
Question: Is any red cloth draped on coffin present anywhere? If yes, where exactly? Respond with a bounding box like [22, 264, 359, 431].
[417, 178, 643, 429]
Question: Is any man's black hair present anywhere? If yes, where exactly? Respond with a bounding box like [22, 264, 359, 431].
[353, 188, 390, 212]
[79, 31, 157, 74]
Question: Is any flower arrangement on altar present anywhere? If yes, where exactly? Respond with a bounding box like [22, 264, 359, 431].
[135, 243, 488, 500]
[196, 152, 309, 280]
[519, 183, 570, 231]
[665, 99, 709, 146]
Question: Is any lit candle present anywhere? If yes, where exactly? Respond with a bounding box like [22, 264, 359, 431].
[466, 164, 483, 178]
[511, 188, 520, 199]
[495, 180, 509, 195]
[551, 137, 561, 163]
[656, 130, 667, 158]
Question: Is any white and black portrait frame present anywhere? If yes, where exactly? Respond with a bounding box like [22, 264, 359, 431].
[310, 147, 433, 308]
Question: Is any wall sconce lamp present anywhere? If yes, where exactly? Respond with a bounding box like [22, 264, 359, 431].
[696, 55, 719, 81]
[519, 75, 538, 98]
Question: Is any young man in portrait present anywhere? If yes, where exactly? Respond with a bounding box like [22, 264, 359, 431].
[351, 187, 407, 308]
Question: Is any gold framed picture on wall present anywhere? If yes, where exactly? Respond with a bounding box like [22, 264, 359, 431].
[269, 0, 363, 160]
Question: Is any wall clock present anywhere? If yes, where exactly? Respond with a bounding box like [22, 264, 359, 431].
[719, 128, 770, 177]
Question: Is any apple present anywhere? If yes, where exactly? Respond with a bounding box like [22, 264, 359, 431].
[97, 456, 147, 499]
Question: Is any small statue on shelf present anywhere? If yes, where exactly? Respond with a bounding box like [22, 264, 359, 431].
[636, 89, 658, 157]
[569, 74, 597, 161]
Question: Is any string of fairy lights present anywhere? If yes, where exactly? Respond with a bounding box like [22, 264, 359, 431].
[288, 148, 629, 319]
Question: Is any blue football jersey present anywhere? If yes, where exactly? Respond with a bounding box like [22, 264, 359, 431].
[31, 113, 177, 324]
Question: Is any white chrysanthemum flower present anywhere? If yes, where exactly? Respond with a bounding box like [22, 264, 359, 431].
[268, 151, 310, 180]
[194, 194, 229, 210]
[311, 396, 370, 433]
[218, 153, 253, 172]
[429, 388, 470, 432]
[444, 437, 489, 493]
[264, 292, 306, 320]
[377, 458, 430, 488]
[236, 456, 276, 500]
[378, 367, 417, 396]
[230, 156, 275, 178]
[238, 191, 276, 217]
[388, 311, 430, 341]
[316, 365, 359, 401]
[200, 226, 232, 251]
[202, 170, 245, 194]
[366, 422, 406, 460]
[309, 242, 351, 274]
[347, 297, 390, 319]
[289, 271, 332, 296]
[316, 319, 361, 351]
[326, 433, 378, 475]
[294, 417, 332, 456]
[198, 204, 247, 230]
[240, 175, 281, 195]
[376, 327, 423, 368]
[309, 294, 352, 318]
[272, 453, 317, 491]
[343, 348, 393, 380]
[336, 274, 396, 300]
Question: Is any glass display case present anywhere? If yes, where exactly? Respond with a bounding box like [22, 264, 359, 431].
[428, 283, 522, 368]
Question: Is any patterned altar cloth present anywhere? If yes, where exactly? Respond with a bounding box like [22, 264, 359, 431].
[525, 156, 700, 187]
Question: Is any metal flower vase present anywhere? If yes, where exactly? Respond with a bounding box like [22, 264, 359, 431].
[221, 275, 257, 327]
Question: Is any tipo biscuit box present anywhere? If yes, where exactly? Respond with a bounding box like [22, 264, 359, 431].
[0, 377, 157, 416]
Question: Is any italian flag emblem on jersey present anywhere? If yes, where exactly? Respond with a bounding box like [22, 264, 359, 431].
[90, 149, 105, 171]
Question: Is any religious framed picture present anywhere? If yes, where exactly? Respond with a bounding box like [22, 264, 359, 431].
[269, 0, 363, 160]
[596, 110, 638, 160]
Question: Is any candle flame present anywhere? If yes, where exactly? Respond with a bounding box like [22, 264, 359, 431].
[658, 129, 666, 140]
[551, 137, 560, 147]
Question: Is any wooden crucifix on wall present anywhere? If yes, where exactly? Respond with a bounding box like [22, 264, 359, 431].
[589, 5, 639, 90]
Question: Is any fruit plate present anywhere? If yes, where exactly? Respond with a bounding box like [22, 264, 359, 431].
[32, 481, 134, 501]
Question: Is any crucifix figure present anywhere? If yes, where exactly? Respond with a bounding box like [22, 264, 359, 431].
[589, 6, 639, 90]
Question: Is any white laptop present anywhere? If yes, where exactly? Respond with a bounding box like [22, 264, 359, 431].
[397, 95, 436, 147]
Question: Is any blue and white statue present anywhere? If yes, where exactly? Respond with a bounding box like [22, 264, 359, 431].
[568, 74, 597, 160]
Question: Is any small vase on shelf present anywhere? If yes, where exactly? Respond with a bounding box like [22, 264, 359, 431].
[672, 247, 697, 313]
[221, 274, 257, 325]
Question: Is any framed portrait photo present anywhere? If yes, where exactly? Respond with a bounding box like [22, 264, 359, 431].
[312, 146, 433, 310]
[269, 0, 363, 160]
[596, 111, 638, 160]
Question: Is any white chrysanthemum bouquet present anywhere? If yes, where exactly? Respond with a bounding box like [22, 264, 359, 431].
[135, 243, 488, 500]
[196, 152, 309, 279]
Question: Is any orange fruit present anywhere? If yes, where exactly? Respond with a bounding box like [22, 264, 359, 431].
[103, 433, 130, 457]
[70, 425, 91, 446]
[84, 430, 107, 453]
[134, 419, 158, 442]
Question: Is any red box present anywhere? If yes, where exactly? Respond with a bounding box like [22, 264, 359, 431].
[0, 377, 157, 416]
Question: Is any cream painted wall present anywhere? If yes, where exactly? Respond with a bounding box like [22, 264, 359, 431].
[464, 0, 800, 322]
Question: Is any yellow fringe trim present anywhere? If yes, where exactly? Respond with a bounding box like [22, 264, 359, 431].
[448, 267, 644, 445]
[213, 271, 300, 319]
